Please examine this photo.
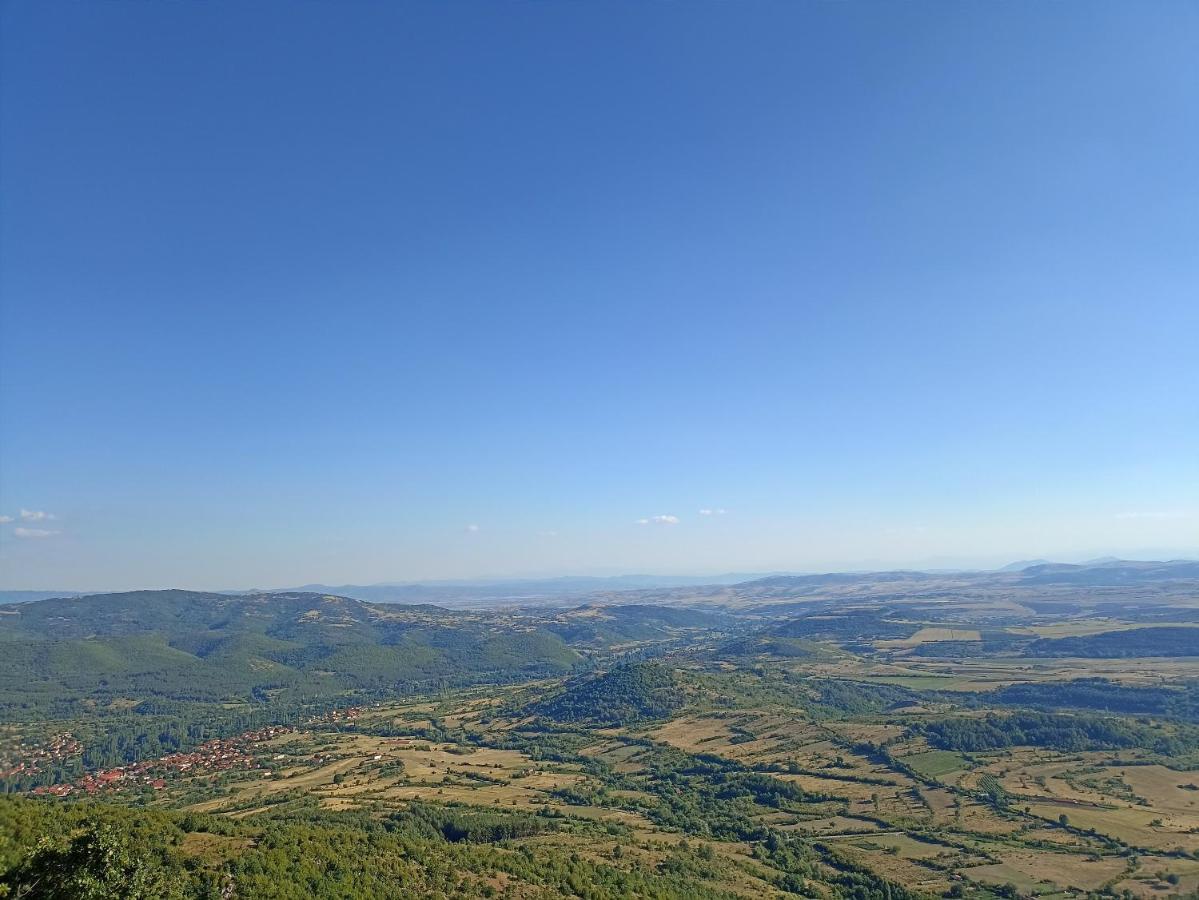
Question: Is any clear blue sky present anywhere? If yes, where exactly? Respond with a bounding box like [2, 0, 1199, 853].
[1, 1, 1196, 590]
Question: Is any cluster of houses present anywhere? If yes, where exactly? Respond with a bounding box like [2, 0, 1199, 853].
[30, 725, 295, 798]
[307, 706, 364, 724]
[0, 732, 83, 779]
[15, 703, 370, 800]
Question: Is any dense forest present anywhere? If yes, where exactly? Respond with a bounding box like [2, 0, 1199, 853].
[0, 796, 768, 899]
[1025, 627, 1199, 658]
[529, 662, 686, 726]
[982, 679, 1199, 722]
[0, 591, 580, 722]
[923, 710, 1199, 754]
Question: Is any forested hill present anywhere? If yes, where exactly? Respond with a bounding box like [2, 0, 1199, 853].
[1026, 625, 1199, 658]
[0, 590, 457, 641]
[528, 661, 686, 726]
[0, 591, 580, 718]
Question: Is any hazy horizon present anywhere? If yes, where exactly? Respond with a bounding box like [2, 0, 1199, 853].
[6, 548, 1199, 595]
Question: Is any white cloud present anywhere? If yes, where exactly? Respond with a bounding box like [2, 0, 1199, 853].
[14, 527, 58, 539]
[637, 514, 679, 526]
[19, 509, 55, 521]
[0, 515, 12, 524]
[1114, 511, 1191, 520]
[465, 523, 480, 533]
[539, 529, 559, 537]
[698, 508, 727, 516]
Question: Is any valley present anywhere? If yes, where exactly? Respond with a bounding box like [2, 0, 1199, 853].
[2, 560, 1199, 898]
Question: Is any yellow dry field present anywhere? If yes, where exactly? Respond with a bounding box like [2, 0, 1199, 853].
[890, 654, 1199, 689]
[829, 841, 954, 894]
[339, 781, 587, 815]
[648, 712, 826, 765]
[916, 786, 958, 823]
[781, 744, 908, 789]
[772, 771, 926, 820]
[984, 758, 1123, 807]
[356, 700, 438, 721]
[781, 815, 881, 836]
[1010, 850, 1129, 889]
[579, 739, 649, 774]
[852, 671, 1015, 692]
[185, 733, 591, 816]
[380, 742, 530, 779]
[1120, 765, 1199, 815]
[957, 803, 1025, 835]
[964, 850, 1128, 892]
[1012, 621, 1142, 638]
[822, 722, 907, 744]
[972, 657, 1199, 686]
[1113, 856, 1199, 899]
[1027, 803, 1199, 854]
[649, 713, 740, 752]
[878, 627, 982, 649]
[774, 772, 902, 802]
[186, 755, 364, 813]
[832, 832, 967, 861]
[960, 750, 1146, 804]
[961, 755, 1199, 852]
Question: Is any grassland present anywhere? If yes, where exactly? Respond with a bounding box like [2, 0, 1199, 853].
[7, 568, 1199, 898]
[77, 654, 1190, 899]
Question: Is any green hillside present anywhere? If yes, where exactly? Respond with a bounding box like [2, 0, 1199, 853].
[0, 591, 580, 719]
[529, 661, 686, 725]
[1026, 625, 1199, 658]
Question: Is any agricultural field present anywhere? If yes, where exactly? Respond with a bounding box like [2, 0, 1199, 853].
[4, 565, 1199, 897]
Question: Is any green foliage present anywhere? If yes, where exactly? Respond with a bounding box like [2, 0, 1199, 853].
[908, 630, 1026, 657]
[924, 710, 1197, 754]
[545, 605, 728, 647]
[385, 802, 552, 843]
[770, 610, 920, 643]
[977, 773, 1009, 808]
[3, 822, 187, 899]
[982, 678, 1199, 723]
[0, 797, 759, 899]
[809, 678, 920, 717]
[9, 585, 1199, 899]
[0, 591, 579, 724]
[1026, 626, 1199, 658]
[530, 662, 685, 726]
[719, 634, 836, 660]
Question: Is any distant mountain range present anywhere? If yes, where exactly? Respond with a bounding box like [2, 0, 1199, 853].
[1015, 559, 1199, 585]
[3, 558, 1196, 608]
[265, 573, 776, 606]
[0, 575, 773, 608]
[996, 559, 1053, 572]
[0, 590, 86, 604]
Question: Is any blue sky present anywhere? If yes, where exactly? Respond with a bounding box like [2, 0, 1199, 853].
[1, 1, 1196, 590]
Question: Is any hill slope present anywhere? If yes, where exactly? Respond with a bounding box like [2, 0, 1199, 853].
[529, 661, 685, 725]
[0, 591, 579, 717]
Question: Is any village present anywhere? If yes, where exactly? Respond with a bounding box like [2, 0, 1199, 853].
[21, 707, 365, 799]
[0, 732, 83, 780]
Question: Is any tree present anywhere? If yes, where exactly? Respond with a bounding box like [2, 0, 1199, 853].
[2, 822, 185, 899]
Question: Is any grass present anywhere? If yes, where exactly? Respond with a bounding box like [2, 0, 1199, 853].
[885, 627, 983, 648]
[966, 851, 1128, 893]
[1026, 802, 1199, 854]
[42, 642, 1199, 899]
[902, 749, 968, 777]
